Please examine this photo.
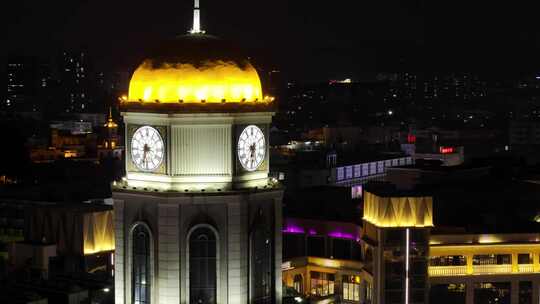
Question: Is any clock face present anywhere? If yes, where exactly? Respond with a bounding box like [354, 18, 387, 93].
[237, 125, 265, 172]
[131, 126, 164, 172]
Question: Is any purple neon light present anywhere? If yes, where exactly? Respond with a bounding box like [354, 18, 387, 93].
[327, 231, 356, 240]
[283, 222, 359, 241]
[282, 225, 305, 234]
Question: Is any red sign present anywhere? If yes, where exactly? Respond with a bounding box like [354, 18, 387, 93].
[439, 147, 454, 154]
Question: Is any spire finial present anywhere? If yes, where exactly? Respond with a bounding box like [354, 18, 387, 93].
[189, 0, 205, 34]
[105, 106, 118, 128]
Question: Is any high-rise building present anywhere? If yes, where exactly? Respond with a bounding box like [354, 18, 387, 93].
[57, 50, 93, 113]
[5, 55, 51, 112]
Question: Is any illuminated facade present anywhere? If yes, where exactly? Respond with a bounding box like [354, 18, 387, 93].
[113, 2, 283, 304]
[281, 217, 372, 303]
[361, 190, 431, 304]
[282, 256, 368, 302]
[427, 234, 540, 304]
[362, 191, 433, 228]
[359, 187, 540, 304]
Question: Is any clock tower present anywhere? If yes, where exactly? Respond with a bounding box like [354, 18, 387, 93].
[113, 2, 283, 304]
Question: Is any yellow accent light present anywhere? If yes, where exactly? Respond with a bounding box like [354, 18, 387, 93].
[362, 191, 433, 227]
[429, 243, 540, 276]
[477, 235, 504, 244]
[127, 60, 263, 103]
[64, 150, 78, 158]
[83, 211, 115, 255]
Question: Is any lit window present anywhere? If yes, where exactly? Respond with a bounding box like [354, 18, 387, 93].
[342, 275, 361, 301]
[310, 272, 334, 297]
[132, 225, 151, 304]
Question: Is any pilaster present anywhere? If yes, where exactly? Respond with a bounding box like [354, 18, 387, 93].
[114, 199, 125, 304]
[157, 203, 180, 304]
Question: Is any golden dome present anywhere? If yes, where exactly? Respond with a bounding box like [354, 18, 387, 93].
[127, 34, 265, 104]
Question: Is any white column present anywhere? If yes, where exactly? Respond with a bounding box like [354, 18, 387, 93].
[113, 199, 125, 304]
[405, 228, 410, 304]
[157, 203, 180, 304]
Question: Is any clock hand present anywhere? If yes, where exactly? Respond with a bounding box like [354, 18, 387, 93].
[142, 143, 150, 168]
[250, 143, 256, 159]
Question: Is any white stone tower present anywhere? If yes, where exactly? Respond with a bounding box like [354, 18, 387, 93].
[113, 4, 283, 303]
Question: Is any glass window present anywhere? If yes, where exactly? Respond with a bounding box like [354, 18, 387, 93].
[384, 230, 404, 245]
[351, 241, 362, 260]
[518, 253, 533, 264]
[132, 225, 151, 304]
[385, 290, 403, 304]
[189, 227, 217, 304]
[283, 233, 305, 259]
[519, 281, 532, 304]
[310, 271, 335, 297]
[366, 281, 373, 302]
[293, 274, 303, 294]
[342, 275, 361, 301]
[474, 282, 511, 304]
[429, 284, 466, 304]
[412, 290, 426, 303]
[251, 220, 273, 304]
[307, 236, 326, 257]
[384, 248, 404, 278]
[411, 229, 428, 244]
[473, 254, 511, 265]
[332, 238, 351, 260]
[351, 185, 363, 199]
[429, 255, 467, 266]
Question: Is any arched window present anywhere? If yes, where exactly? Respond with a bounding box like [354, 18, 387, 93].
[132, 224, 151, 304]
[189, 226, 217, 304]
[250, 217, 273, 304]
[293, 274, 303, 294]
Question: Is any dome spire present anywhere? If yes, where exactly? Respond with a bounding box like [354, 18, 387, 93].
[105, 106, 118, 128]
[189, 0, 205, 34]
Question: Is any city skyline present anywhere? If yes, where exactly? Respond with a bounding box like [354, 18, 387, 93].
[6, 1, 540, 81]
[2, 2, 540, 304]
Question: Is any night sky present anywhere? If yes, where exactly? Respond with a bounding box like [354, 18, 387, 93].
[5, 0, 540, 80]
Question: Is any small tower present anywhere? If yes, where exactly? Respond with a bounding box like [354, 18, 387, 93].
[98, 107, 122, 159]
[104, 107, 119, 149]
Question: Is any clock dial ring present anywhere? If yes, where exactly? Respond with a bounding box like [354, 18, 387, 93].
[237, 125, 265, 172]
[131, 125, 164, 172]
